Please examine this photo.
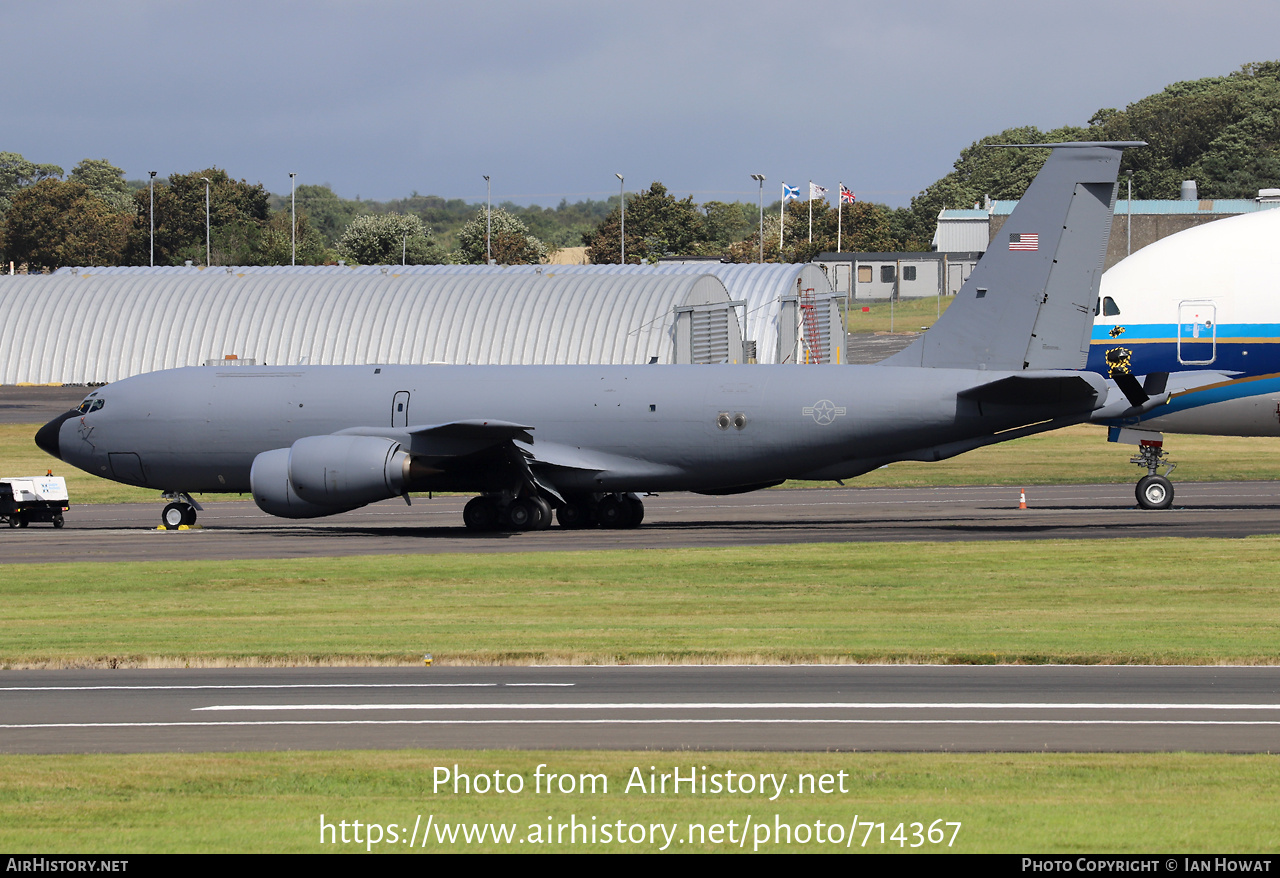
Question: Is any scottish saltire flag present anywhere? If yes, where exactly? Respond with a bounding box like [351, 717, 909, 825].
[783, 183, 800, 201]
[840, 185, 856, 204]
[810, 182, 828, 199]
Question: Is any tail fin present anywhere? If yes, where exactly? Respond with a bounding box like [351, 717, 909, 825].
[881, 142, 1141, 371]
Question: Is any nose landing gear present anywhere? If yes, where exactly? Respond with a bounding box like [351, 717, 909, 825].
[159, 492, 202, 529]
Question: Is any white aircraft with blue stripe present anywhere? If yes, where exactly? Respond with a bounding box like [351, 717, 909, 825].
[1089, 205, 1280, 507]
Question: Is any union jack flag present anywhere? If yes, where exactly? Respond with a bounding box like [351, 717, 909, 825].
[839, 185, 856, 204]
[1009, 232, 1039, 251]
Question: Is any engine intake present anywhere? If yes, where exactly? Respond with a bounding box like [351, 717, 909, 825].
[250, 435, 412, 519]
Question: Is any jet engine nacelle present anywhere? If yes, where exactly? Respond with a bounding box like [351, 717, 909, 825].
[250, 435, 412, 519]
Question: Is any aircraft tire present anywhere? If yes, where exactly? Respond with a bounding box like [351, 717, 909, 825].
[17, 515, 29, 528]
[161, 503, 187, 530]
[625, 494, 644, 527]
[1136, 474, 1174, 510]
[530, 496, 553, 531]
[5, 517, 16, 529]
[463, 496, 501, 532]
[504, 497, 537, 531]
[53, 515, 64, 529]
[597, 495, 636, 529]
[556, 498, 597, 529]
[181, 506, 197, 526]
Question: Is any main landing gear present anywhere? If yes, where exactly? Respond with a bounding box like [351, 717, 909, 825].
[1131, 440, 1176, 510]
[462, 492, 645, 532]
[160, 492, 202, 529]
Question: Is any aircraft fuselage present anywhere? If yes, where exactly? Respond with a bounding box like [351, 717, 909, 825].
[40, 363, 1098, 497]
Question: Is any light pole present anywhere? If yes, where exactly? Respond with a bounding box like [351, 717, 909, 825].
[616, 173, 625, 264]
[148, 171, 157, 267]
[200, 177, 211, 267]
[483, 175, 491, 264]
[1126, 170, 1133, 256]
[289, 172, 297, 266]
[750, 174, 765, 263]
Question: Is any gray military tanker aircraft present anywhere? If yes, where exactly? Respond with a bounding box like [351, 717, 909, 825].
[37, 142, 1161, 531]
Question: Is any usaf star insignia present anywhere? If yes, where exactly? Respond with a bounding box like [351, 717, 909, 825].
[802, 399, 846, 424]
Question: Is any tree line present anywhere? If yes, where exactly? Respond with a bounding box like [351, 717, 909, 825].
[3, 60, 1277, 271]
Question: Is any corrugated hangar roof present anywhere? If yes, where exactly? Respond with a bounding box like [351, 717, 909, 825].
[49, 263, 834, 368]
[0, 271, 742, 385]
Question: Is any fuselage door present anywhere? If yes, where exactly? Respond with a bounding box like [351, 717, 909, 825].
[108, 452, 148, 487]
[1177, 300, 1216, 365]
[392, 391, 410, 427]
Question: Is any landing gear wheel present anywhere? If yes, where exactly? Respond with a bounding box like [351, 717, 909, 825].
[556, 498, 597, 529]
[5, 517, 16, 529]
[530, 496, 553, 531]
[52, 515, 64, 529]
[598, 494, 643, 529]
[1136, 474, 1173, 510]
[16, 515, 28, 528]
[503, 497, 537, 531]
[161, 503, 189, 529]
[625, 494, 644, 527]
[463, 496, 501, 532]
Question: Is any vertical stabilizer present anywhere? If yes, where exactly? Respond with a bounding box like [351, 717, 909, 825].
[881, 142, 1139, 371]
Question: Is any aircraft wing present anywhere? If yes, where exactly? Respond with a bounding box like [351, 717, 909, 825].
[338, 419, 533, 457]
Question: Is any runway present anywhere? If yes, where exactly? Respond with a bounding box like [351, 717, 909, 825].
[4, 666, 1280, 754]
[3, 481, 1280, 563]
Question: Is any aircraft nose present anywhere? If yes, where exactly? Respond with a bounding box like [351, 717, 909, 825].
[35, 410, 76, 460]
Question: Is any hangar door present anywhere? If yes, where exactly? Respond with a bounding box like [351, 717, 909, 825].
[779, 293, 844, 364]
[670, 274, 746, 364]
[672, 302, 746, 363]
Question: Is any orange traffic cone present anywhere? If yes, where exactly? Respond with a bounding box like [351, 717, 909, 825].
[1019, 489, 1027, 510]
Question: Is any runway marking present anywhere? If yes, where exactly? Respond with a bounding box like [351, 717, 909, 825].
[0, 683, 574, 692]
[6, 719, 1280, 730]
[191, 701, 1280, 712]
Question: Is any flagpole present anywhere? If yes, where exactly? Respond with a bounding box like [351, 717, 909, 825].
[837, 181, 843, 253]
[779, 184, 785, 250]
[808, 181, 813, 243]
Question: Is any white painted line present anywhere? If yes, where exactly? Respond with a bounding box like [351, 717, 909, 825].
[0, 683, 573, 692]
[5, 719, 1280, 730]
[191, 701, 1280, 712]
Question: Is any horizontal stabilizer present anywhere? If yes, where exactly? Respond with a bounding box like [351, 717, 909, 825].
[957, 372, 1105, 407]
[1143, 372, 1169, 396]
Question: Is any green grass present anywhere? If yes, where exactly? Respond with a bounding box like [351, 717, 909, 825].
[845, 295, 951, 334]
[5, 539, 1280, 667]
[2, 750, 1277, 852]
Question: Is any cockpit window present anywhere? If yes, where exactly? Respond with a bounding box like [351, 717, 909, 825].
[1102, 296, 1121, 317]
[76, 398, 104, 414]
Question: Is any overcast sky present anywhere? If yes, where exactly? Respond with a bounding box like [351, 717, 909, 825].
[8, 0, 1279, 208]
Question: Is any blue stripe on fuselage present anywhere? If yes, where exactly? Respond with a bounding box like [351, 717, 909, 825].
[1088, 326, 1280, 379]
